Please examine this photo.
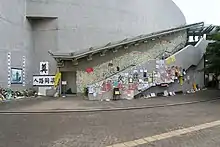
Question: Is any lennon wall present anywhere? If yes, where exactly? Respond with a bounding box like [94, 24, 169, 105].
[76, 31, 187, 92]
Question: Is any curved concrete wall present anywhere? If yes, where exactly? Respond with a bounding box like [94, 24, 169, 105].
[0, 0, 186, 89]
[27, 0, 186, 51]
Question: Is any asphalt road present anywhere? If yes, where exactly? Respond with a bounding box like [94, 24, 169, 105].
[0, 92, 220, 147]
[138, 126, 220, 147]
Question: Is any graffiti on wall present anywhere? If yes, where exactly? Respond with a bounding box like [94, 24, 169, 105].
[85, 53, 192, 100]
[76, 31, 187, 93]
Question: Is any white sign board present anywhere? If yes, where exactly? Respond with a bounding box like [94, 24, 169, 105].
[33, 75, 55, 86]
[40, 61, 49, 75]
[61, 81, 67, 85]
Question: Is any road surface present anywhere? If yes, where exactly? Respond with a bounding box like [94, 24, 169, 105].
[0, 90, 220, 147]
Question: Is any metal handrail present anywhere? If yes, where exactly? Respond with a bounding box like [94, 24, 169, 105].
[88, 64, 136, 85]
[88, 43, 186, 86]
[156, 42, 185, 59]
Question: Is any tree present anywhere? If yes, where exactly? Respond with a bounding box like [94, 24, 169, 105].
[205, 29, 220, 87]
[216, 26, 220, 32]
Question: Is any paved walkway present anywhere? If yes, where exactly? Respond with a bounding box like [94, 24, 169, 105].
[1, 90, 220, 147]
[108, 120, 220, 147]
[0, 89, 219, 112]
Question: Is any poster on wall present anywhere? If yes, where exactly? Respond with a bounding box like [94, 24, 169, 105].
[40, 61, 49, 75]
[33, 75, 55, 86]
[86, 67, 94, 73]
[166, 55, 176, 65]
[11, 68, 22, 84]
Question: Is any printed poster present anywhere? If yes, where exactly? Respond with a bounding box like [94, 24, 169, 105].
[11, 68, 22, 84]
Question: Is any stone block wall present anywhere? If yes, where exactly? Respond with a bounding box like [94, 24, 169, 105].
[76, 31, 187, 92]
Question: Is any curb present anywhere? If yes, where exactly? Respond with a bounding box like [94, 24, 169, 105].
[0, 97, 220, 114]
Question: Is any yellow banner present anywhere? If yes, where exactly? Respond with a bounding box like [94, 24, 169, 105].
[54, 72, 61, 87]
[171, 55, 176, 62]
[166, 55, 176, 65]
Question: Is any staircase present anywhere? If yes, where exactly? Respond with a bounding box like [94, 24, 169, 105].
[135, 38, 208, 98]
[87, 38, 208, 100]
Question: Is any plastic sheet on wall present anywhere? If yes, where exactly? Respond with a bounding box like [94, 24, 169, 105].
[88, 86, 95, 94]
[86, 67, 94, 73]
[166, 55, 176, 65]
[121, 90, 134, 100]
[101, 81, 111, 92]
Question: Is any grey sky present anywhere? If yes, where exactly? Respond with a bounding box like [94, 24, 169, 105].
[173, 0, 219, 25]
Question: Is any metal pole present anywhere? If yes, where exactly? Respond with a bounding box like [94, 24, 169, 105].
[64, 85, 66, 97]
[58, 67, 62, 97]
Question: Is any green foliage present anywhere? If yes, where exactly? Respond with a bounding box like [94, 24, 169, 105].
[205, 31, 220, 75]
[216, 26, 220, 32]
[210, 33, 220, 41]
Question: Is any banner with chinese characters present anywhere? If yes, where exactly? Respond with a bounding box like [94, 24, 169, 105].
[33, 75, 55, 86]
[40, 61, 49, 75]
